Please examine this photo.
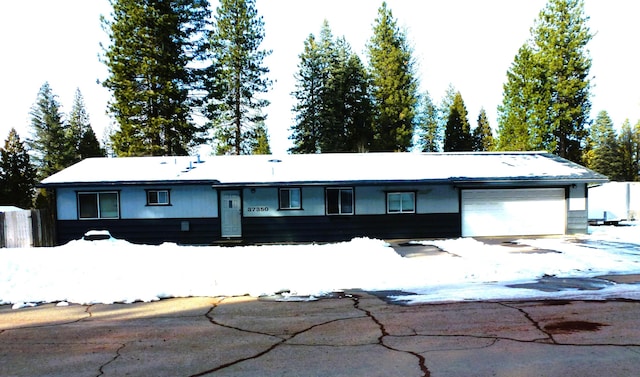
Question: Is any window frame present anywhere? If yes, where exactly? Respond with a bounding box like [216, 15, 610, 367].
[77, 191, 120, 220]
[386, 191, 416, 214]
[326, 187, 354, 215]
[146, 189, 171, 206]
[278, 187, 302, 210]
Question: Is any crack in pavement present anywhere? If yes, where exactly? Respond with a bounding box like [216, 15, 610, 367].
[190, 297, 368, 377]
[351, 294, 431, 377]
[498, 302, 557, 344]
[192, 294, 431, 377]
[96, 343, 126, 377]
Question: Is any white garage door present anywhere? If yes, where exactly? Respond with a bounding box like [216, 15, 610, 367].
[461, 188, 566, 237]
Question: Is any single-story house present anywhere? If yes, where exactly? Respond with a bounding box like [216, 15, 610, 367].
[39, 152, 607, 245]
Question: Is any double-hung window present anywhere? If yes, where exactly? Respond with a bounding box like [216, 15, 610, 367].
[78, 192, 119, 219]
[387, 192, 415, 214]
[326, 188, 353, 215]
[147, 189, 170, 206]
[279, 187, 301, 210]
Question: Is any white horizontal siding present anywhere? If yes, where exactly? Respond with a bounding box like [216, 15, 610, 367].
[55, 185, 218, 220]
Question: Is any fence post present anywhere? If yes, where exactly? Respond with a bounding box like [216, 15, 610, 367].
[0, 212, 5, 248]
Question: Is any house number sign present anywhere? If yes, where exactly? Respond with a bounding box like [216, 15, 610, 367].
[247, 206, 269, 212]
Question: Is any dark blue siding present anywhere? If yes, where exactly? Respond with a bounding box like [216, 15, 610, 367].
[56, 214, 460, 245]
[242, 213, 461, 243]
[56, 218, 220, 245]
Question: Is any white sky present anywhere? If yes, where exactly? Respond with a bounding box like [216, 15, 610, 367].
[1, 0, 639, 155]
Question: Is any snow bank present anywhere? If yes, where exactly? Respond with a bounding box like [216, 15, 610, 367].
[1, 224, 640, 307]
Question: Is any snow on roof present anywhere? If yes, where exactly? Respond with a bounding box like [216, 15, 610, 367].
[0, 206, 24, 212]
[39, 152, 608, 187]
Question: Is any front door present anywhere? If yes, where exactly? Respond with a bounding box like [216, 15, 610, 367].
[220, 190, 242, 238]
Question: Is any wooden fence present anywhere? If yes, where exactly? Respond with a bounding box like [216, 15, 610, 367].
[0, 209, 56, 248]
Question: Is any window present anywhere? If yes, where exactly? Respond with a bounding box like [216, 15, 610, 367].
[279, 188, 301, 210]
[78, 192, 119, 219]
[147, 189, 170, 206]
[326, 188, 353, 215]
[387, 192, 415, 214]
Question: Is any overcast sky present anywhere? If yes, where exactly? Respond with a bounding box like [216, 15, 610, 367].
[1, 0, 638, 155]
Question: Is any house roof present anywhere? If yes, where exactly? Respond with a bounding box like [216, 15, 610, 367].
[39, 152, 608, 188]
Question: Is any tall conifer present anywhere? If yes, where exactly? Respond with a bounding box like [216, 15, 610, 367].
[0, 128, 37, 208]
[207, 0, 271, 155]
[443, 92, 472, 152]
[497, 0, 592, 162]
[472, 108, 495, 152]
[102, 0, 210, 156]
[27, 82, 71, 179]
[367, 2, 417, 152]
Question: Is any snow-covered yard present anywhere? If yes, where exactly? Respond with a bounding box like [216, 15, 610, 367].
[1, 223, 640, 309]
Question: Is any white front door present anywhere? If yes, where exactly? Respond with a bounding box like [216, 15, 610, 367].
[221, 190, 242, 238]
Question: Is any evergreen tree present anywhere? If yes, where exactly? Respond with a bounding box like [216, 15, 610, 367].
[472, 108, 495, 151]
[367, 2, 417, 152]
[635, 120, 640, 180]
[618, 119, 639, 181]
[251, 123, 271, 155]
[0, 128, 37, 208]
[27, 82, 72, 179]
[497, 0, 592, 162]
[68, 89, 105, 160]
[534, 0, 592, 162]
[290, 22, 372, 153]
[414, 91, 441, 152]
[443, 91, 473, 152]
[207, 0, 271, 155]
[290, 33, 325, 153]
[322, 36, 372, 152]
[102, 0, 210, 156]
[342, 53, 373, 152]
[584, 111, 621, 180]
[497, 44, 542, 151]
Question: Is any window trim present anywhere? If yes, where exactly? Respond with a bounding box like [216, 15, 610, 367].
[326, 187, 354, 215]
[77, 191, 120, 220]
[146, 189, 171, 206]
[386, 191, 416, 214]
[278, 187, 302, 210]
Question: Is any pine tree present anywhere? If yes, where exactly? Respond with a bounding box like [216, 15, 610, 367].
[207, 0, 271, 155]
[342, 53, 373, 152]
[497, 44, 541, 151]
[415, 91, 441, 152]
[443, 92, 473, 152]
[618, 119, 639, 181]
[322, 36, 372, 152]
[534, 0, 592, 162]
[472, 108, 495, 151]
[290, 22, 372, 153]
[367, 2, 418, 152]
[102, 0, 210, 156]
[68, 89, 105, 160]
[634, 120, 640, 180]
[498, 0, 592, 162]
[27, 82, 72, 179]
[0, 128, 37, 208]
[584, 111, 621, 180]
[251, 123, 271, 155]
[290, 33, 325, 154]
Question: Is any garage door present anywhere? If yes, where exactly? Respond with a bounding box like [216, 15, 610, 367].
[461, 188, 566, 237]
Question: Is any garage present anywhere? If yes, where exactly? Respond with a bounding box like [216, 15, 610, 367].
[461, 188, 566, 237]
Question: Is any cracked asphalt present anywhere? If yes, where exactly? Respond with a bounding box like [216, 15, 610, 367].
[1, 294, 640, 377]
